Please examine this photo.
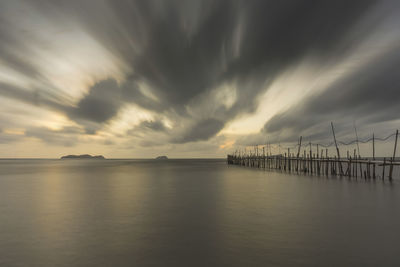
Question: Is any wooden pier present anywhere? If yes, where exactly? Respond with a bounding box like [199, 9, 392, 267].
[227, 125, 399, 181]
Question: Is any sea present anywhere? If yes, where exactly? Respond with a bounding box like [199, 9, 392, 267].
[0, 159, 399, 267]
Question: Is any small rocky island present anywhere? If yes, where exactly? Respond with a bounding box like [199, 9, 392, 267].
[60, 154, 105, 159]
[155, 156, 168, 160]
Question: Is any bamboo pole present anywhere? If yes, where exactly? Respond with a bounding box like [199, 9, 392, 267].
[317, 144, 320, 174]
[354, 121, 360, 157]
[389, 129, 398, 180]
[326, 149, 329, 176]
[373, 134, 376, 179]
[354, 149, 357, 178]
[349, 156, 352, 177]
[296, 136, 302, 172]
[227, 126, 398, 181]
[331, 122, 343, 175]
[309, 142, 313, 174]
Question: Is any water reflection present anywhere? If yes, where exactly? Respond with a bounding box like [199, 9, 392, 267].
[0, 159, 399, 266]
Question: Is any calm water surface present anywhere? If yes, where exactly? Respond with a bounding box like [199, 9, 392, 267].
[0, 159, 399, 266]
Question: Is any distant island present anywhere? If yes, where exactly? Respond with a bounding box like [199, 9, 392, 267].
[60, 154, 105, 159]
[155, 156, 168, 160]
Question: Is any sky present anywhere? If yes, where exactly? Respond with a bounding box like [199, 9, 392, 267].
[0, 0, 400, 158]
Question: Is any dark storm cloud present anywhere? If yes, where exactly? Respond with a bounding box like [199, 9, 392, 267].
[79, 0, 380, 140]
[261, 43, 400, 143]
[65, 78, 165, 133]
[1, 0, 399, 144]
[98, 0, 379, 117]
[67, 79, 122, 123]
[126, 119, 167, 144]
[174, 118, 225, 143]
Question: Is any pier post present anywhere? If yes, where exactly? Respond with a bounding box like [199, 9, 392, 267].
[389, 129, 398, 180]
[309, 142, 313, 174]
[373, 133, 376, 179]
[382, 157, 386, 180]
[331, 122, 343, 176]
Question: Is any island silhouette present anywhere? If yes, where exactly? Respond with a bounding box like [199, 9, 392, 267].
[60, 154, 105, 159]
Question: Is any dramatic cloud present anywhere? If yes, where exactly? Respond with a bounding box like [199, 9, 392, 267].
[25, 126, 83, 146]
[262, 41, 400, 143]
[137, 120, 167, 132]
[174, 118, 225, 144]
[0, 0, 399, 157]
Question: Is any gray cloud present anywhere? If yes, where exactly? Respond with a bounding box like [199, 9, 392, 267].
[104, 0, 379, 122]
[67, 79, 122, 123]
[1, 0, 399, 148]
[137, 120, 167, 132]
[260, 43, 400, 144]
[65, 78, 168, 133]
[25, 126, 83, 146]
[0, 81, 69, 112]
[0, 126, 23, 144]
[126, 119, 167, 141]
[0, 16, 44, 79]
[0, 133, 21, 144]
[174, 118, 225, 143]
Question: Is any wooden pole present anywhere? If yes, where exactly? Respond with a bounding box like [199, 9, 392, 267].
[373, 133, 376, 179]
[263, 146, 265, 169]
[348, 156, 352, 177]
[325, 155, 328, 176]
[331, 122, 343, 175]
[389, 129, 398, 180]
[317, 144, 320, 175]
[354, 121, 360, 157]
[383, 157, 386, 180]
[297, 136, 302, 172]
[372, 133, 375, 160]
[354, 149, 357, 178]
[309, 142, 313, 174]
